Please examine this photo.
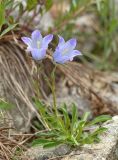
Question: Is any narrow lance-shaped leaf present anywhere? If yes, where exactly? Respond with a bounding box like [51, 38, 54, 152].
[71, 104, 78, 128]
[45, 0, 53, 11]
[0, 23, 18, 37]
[0, 100, 13, 110]
[61, 104, 70, 129]
[87, 115, 112, 126]
[0, 2, 5, 30]
[32, 139, 51, 146]
[43, 141, 62, 148]
[82, 112, 90, 121]
[27, 0, 38, 11]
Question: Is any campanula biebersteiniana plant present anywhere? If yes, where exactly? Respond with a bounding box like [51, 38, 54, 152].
[21, 30, 111, 148]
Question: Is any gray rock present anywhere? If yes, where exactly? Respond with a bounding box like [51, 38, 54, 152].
[47, 77, 93, 118]
[25, 144, 71, 160]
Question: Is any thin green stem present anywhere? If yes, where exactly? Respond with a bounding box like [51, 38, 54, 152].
[51, 65, 58, 116]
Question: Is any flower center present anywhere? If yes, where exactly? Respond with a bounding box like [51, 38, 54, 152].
[62, 48, 69, 55]
[37, 41, 41, 49]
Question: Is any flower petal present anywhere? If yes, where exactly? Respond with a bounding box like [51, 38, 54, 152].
[53, 51, 70, 64]
[31, 30, 42, 41]
[56, 35, 65, 51]
[55, 56, 70, 64]
[70, 50, 82, 57]
[53, 49, 82, 64]
[58, 35, 65, 44]
[69, 50, 82, 61]
[31, 48, 46, 60]
[42, 34, 53, 48]
[21, 37, 32, 46]
[58, 38, 77, 55]
[64, 38, 77, 50]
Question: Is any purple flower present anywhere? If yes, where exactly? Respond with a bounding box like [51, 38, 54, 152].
[53, 36, 82, 64]
[21, 30, 53, 60]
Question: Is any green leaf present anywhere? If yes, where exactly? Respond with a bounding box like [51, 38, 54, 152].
[0, 100, 13, 110]
[43, 141, 61, 148]
[70, 0, 78, 11]
[71, 104, 78, 127]
[109, 19, 118, 33]
[76, 120, 86, 140]
[96, 0, 102, 11]
[8, 16, 14, 24]
[82, 127, 107, 144]
[61, 104, 70, 129]
[82, 112, 90, 121]
[82, 136, 94, 144]
[4, 0, 14, 9]
[34, 99, 44, 110]
[32, 139, 51, 146]
[0, 23, 18, 37]
[0, 2, 5, 30]
[37, 130, 57, 137]
[87, 115, 112, 126]
[32, 138, 61, 148]
[70, 135, 79, 145]
[45, 0, 53, 11]
[91, 127, 108, 136]
[27, 0, 38, 11]
[56, 115, 66, 132]
[19, 3, 24, 15]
